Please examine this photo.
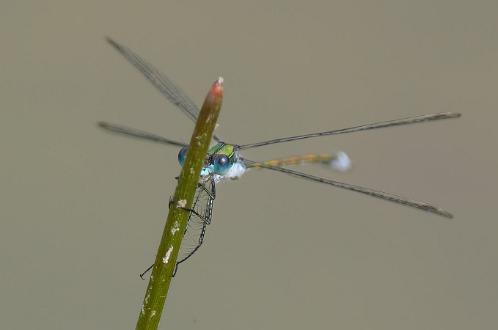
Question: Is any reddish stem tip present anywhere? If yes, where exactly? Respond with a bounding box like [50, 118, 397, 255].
[210, 77, 224, 97]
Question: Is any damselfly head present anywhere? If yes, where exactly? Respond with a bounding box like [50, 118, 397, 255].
[178, 143, 246, 179]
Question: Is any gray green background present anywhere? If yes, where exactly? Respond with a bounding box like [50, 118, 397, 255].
[2, 1, 497, 329]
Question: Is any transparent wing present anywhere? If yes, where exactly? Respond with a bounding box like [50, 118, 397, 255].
[242, 158, 453, 218]
[106, 37, 221, 142]
[98, 121, 187, 147]
[237, 112, 460, 150]
[177, 177, 216, 265]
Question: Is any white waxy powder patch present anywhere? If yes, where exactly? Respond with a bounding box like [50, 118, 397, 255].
[171, 221, 180, 235]
[224, 162, 247, 179]
[163, 246, 173, 264]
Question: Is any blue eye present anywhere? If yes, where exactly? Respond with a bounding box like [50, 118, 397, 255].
[212, 154, 231, 174]
[178, 146, 188, 165]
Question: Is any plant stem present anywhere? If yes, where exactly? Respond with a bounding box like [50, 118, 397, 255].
[136, 77, 224, 330]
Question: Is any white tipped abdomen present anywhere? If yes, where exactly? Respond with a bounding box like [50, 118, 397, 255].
[330, 151, 351, 172]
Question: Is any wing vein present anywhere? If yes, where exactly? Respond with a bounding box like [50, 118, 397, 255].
[237, 112, 460, 149]
[242, 158, 453, 218]
[106, 37, 222, 142]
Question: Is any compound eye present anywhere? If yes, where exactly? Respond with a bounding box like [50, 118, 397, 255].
[177, 146, 188, 165]
[212, 154, 230, 174]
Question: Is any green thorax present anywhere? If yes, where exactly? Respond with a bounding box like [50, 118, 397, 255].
[208, 143, 236, 159]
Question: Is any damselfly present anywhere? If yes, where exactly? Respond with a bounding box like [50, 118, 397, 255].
[99, 38, 460, 276]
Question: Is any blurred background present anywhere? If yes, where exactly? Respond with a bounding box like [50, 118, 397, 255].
[1, 1, 497, 329]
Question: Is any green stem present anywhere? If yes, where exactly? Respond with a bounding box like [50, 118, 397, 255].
[136, 78, 224, 330]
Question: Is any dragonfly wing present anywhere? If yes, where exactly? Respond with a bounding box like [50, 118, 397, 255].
[237, 112, 460, 149]
[106, 37, 222, 142]
[98, 122, 187, 147]
[241, 158, 453, 218]
[177, 177, 216, 265]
